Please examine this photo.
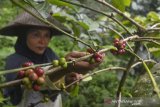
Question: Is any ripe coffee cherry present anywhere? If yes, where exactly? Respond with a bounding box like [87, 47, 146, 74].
[34, 67, 44, 77]
[32, 84, 40, 91]
[59, 58, 66, 65]
[25, 69, 34, 76]
[22, 61, 34, 67]
[111, 38, 126, 55]
[37, 77, 45, 85]
[18, 70, 25, 78]
[52, 60, 59, 67]
[118, 49, 125, 54]
[22, 77, 31, 85]
[93, 53, 103, 62]
[113, 38, 120, 47]
[29, 72, 38, 81]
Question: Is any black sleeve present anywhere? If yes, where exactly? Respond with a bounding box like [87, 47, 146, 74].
[3, 54, 28, 105]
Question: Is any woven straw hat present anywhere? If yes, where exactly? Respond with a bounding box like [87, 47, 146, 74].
[0, 10, 70, 36]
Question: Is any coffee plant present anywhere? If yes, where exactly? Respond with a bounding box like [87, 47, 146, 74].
[0, 0, 160, 107]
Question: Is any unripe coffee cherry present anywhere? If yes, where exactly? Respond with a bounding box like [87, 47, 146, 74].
[29, 72, 38, 81]
[22, 77, 31, 85]
[42, 97, 49, 103]
[59, 58, 66, 65]
[34, 67, 44, 77]
[61, 62, 68, 68]
[37, 77, 45, 85]
[26, 83, 32, 89]
[52, 60, 59, 67]
[89, 58, 95, 64]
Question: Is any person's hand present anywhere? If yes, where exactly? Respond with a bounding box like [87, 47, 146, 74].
[65, 72, 83, 85]
[65, 51, 105, 74]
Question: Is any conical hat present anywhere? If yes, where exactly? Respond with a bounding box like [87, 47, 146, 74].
[0, 10, 70, 36]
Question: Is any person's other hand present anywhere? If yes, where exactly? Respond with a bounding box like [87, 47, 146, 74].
[65, 72, 83, 85]
[65, 51, 105, 74]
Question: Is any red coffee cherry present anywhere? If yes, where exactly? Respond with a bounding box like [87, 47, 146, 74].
[34, 67, 44, 77]
[93, 53, 103, 62]
[111, 38, 126, 55]
[118, 49, 125, 54]
[32, 84, 40, 91]
[18, 70, 25, 78]
[29, 72, 38, 81]
[22, 61, 34, 67]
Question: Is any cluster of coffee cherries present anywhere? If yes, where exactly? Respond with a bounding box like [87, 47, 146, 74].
[110, 38, 126, 55]
[87, 48, 103, 63]
[52, 58, 68, 68]
[18, 61, 45, 91]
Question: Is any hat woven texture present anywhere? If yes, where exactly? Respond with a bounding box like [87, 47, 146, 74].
[0, 10, 70, 36]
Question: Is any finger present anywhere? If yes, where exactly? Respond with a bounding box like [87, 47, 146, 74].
[69, 51, 89, 58]
[75, 61, 95, 71]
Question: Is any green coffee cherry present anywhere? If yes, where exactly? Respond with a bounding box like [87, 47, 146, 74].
[22, 77, 31, 85]
[89, 58, 95, 64]
[61, 62, 68, 68]
[42, 97, 49, 103]
[59, 58, 66, 65]
[52, 60, 59, 67]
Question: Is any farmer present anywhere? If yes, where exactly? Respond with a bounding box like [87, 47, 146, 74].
[0, 9, 104, 107]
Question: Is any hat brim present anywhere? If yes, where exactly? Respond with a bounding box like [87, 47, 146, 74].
[0, 23, 70, 36]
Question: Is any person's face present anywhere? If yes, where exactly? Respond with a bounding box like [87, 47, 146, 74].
[26, 27, 51, 55]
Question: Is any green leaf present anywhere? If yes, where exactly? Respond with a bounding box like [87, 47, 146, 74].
[102, 45, 117, 51]
[149, 47, 160, 58]
[123, 0, 131, 6]
[112, 0, 125, 11]
[82, 74, 92, 82]
[72, 23, 80, 37]
[147, 11, 160, 22]
[0, 91, 7, 103]
[81, 15, 99, 31]
[77, 21, 89, 30]
[70, 84, 79, 97]
[47, 0, 75, 10]
[111, 0, 131, 11]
